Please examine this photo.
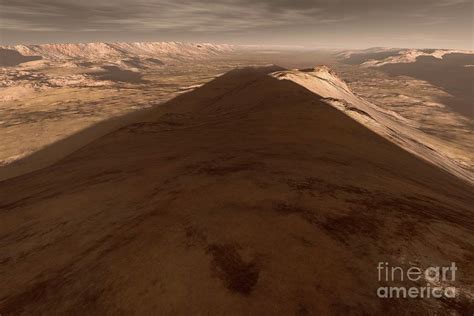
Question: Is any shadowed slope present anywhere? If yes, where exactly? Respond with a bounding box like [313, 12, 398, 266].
[0, 49, 42, 67]
[272, 66, 473, 183]
[0, 67, 473, 315]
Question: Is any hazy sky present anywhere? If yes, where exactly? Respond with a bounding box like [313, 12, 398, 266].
[1, 0, 473, 49]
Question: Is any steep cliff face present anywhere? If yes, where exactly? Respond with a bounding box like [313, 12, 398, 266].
[272, 66, 473, 183]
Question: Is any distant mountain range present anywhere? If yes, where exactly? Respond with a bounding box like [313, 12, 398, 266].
[0, 42, 234, 64]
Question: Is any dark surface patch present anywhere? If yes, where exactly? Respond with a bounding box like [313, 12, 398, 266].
[122, 58, 144, 68]
[0, 272, 68, 314]
[206, 243, 260, 295]
[197, 161, 263, 176]
[0, 269, 107, 315]
[76, 61, 94, 67]
[420, 49, 437, 54]
[0, 49, 42, 67]
[320, 211, 381, 244]
[146, 58, 165, 65]
[345, 106, 374, 119]
[91, 66, 146, 83]
[77, 209, 160, 260]
[329, 303, 358, 314]
[296, 304, 310, 315]
[0, 279, 52, 314]
[95, 233, 139, 259]
[121, 113, 194, 134]
[0, 189, 63, 211]
[78, 169, 128, 187]
[323, 98, 374, 120]
[273, 202, 320, 226]
[184, 225, 207, 247]
[189, 156, 264, 176]
[286, 177, 369, 197]
[314, 156, 349, 166]
[274, 202, 311, 216]
[290, 234, 315, 248]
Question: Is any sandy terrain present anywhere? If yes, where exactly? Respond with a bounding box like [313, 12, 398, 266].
[1, 43, 473, 314]
[334, 52, 474, 175]
[0, 66, 473, 315]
